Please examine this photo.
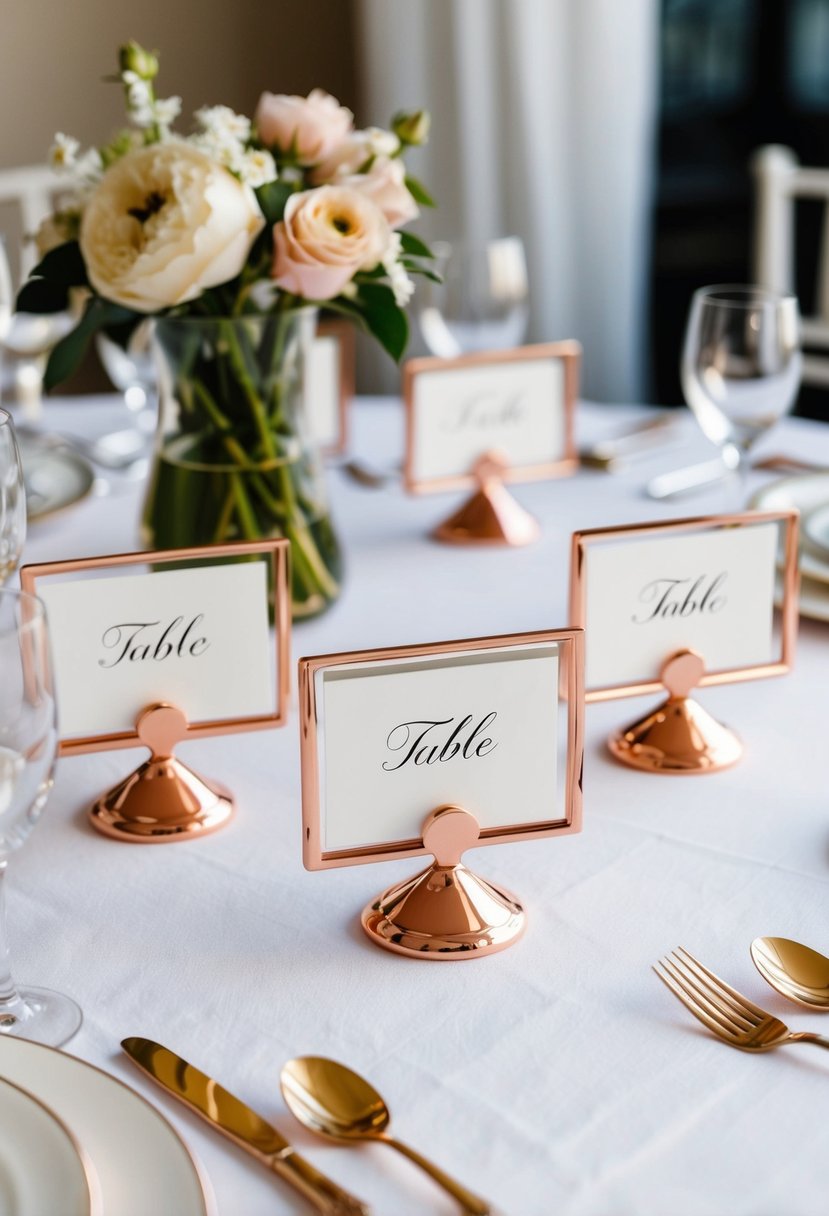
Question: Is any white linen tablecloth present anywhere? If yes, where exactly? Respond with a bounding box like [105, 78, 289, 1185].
[13, 395, 829, 1216]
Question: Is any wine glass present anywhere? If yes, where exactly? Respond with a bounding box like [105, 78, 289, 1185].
[96, 319, 158, 434]
[0, 234, 74, 423]
[418, 236, 530, 358]
[0, 236, 12, 347]
[681, 284, 802, 503]
[0, 589, 81, 1046]
[0, 409, 26, 583]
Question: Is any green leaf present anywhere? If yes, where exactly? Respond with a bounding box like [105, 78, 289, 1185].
[399, 231, 434, 259]
[255, 180, 295, 225]
[402, 262, 442, 283]
[15, 277, 71, 314]
[353, 266, 386, 282]
[30, 240, 88, 287]
[404, 175, 436, 208]
[356, 282, 409, 362]
[44, 298, 138, 391]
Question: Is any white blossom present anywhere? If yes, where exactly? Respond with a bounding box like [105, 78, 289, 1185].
[382, 233, 414, 307]
[50, 133, 80, 169]
[153, 96, 182, 134]
[191, 130, 243, 172]
[73, 147, 103, 184]
[195, 105, 251, 143]
[126, 77, 154, 125]
[364, 127, 400, 158]
[235, 149, 277, 188]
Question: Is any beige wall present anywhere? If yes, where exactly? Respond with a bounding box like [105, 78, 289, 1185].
[0, 0, 358, 170]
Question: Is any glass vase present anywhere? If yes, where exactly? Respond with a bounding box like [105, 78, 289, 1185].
[141, 311, 342, 619]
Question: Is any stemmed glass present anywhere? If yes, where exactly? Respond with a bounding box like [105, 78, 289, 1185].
[96, 320, 158, 437]
[0, 590, 81, 1046]
[418, 236, 529, 357]
[0, 234, 74, 422]
[681, 285, 802, 504]
[0, 409, 26, 583]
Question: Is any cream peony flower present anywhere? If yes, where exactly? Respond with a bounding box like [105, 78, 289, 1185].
[255, 89, 353, 165]
[79, 142, 264, 312]
[272, 185, 390, 301]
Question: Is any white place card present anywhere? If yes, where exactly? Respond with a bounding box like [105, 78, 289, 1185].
[40, 563, 273, 737]
[570, 511, 799, 697]
[299, 629, 584, 868]
[21, 538, 290, 751]
[306, 321, 354, 454]
[403, 342, 580, 492]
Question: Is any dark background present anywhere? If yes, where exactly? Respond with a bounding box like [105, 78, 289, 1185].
[652, 0, 829, 417]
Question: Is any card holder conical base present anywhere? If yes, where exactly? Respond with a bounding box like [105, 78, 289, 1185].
[432, 452, 539, 546]
[89, 703, 235, 842]
[608, 650, 742, 774]
[361, 805, 526, 959]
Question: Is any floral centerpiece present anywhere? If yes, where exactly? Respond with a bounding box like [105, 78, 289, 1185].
[22, 42, 435, 617]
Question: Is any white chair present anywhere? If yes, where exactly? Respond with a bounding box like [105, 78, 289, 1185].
[0, 164, 63, 282]
[752, 144, 829, 389]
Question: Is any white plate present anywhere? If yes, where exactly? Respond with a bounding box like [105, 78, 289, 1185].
[0, 1038, 213, 1216]
[17, 436, 95, 522]
[0, 1075, 97, 1216]
[751, 474, 829, 584]
[804, 501, 829, 557]
[775, 569, 829, 622]
[797, 573, 829, 622]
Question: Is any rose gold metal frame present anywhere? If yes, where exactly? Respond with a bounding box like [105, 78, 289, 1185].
[402, 341, 581, 494]
[569, 509, 800, 702]
[299, 627, 584, 870]
[20, 538, 291, 756]
[316, 318, 355, 457]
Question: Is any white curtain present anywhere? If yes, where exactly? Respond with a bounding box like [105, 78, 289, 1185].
[357, 0, 659, 403]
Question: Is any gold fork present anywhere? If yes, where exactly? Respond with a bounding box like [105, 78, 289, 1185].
[654, 946, 829, 1053]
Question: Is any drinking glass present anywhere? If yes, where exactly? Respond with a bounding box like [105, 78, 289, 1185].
[681, 285, 802, 502]
[418, 236, 529, 358]
[0, 590, 81, 1046]
[0, 237, 74, 422]
[0, 236, 12, 345]
[97, 320, 157, 432]
[0, 409, 26, 583]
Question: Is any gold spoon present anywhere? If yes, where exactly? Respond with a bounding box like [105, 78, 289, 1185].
[750, 937, 829, 1010]
[280, 1056, 493, 1215]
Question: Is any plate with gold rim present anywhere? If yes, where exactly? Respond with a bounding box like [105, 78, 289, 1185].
[0, 1075, 98, 1216]
[751, 474, 829, 586]
[18, 434, 95, 522]
[0, 1037, 214, 1216]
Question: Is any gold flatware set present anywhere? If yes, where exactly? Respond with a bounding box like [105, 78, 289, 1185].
[280, 1056, 493, 1216]
[655, 938, 829, 1054]
[122, 1037, 494, 1215]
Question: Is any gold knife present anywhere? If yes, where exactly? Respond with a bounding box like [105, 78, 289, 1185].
[121, 1037, 371, 1216]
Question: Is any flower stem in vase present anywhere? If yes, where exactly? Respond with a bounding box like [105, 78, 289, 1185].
[142, 313, 343, 619]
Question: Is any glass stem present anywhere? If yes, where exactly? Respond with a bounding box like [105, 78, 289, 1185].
[0, 862, 25, 1026]
[736, 450, 752, 510]
[722, 442, 749, 511]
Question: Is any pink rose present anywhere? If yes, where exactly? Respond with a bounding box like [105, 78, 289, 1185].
[312, 127, 399, 184]
[272, 186, 391, 300]
[342, 157, 419, 229]
[255, 89, 353, 165]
